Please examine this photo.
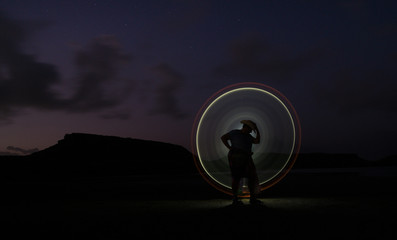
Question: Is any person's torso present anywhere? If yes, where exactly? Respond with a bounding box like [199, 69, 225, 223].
[228, 130, 253, 152]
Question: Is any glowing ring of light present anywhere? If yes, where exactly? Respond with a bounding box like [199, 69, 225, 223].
[191, 82, 301, 196]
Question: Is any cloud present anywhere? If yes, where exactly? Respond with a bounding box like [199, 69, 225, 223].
[149, 63, 187, 119]
[6, 146, 39, 155]
[0, 151, 17, 156]
[0, 13, 64, 118]
[100, 111, 131, 120]
[0, 13, 133, 122]
[68, 35, 133, 112]
[314, 68, 397, 114]
[213, 35, 323, 81]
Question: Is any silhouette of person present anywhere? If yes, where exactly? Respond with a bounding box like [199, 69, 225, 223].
[221, 120, 263, 205]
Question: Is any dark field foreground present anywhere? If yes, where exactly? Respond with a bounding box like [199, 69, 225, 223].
[3, 168, 397, 239]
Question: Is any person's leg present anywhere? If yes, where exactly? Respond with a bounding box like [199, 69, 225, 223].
[247, 174, 259, 199]
[232, 176, 243, 204]
[232, 176, 241, 195]
[247, 161, 263, 205]
[229, 151, 241, 204]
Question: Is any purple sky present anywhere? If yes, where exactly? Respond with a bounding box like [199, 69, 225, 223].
[0, 1, 396, 159]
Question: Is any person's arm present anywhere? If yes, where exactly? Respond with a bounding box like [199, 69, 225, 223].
[221, 133, 232, 150]
[253, 127, 260, 144]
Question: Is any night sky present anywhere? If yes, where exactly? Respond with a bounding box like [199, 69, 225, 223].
[0, 0, 396, 160]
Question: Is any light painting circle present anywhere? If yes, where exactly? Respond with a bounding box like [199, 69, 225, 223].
[191, 82, 301, 196]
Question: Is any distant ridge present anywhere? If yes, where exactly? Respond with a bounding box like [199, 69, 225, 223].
[4, 133, 196, 180]
[295, 153, 369, 169]
[2, 133, 396, 182]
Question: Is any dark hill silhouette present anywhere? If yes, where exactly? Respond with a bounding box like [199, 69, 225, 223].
[6, 133, 196, 180]
[2, 133, 395, 182]
[373, 154, 397, 167]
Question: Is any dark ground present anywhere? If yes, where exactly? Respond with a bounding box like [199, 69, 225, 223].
[3, 168, 397, 239]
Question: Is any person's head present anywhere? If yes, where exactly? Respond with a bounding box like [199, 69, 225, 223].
[240, 120, 256, 133]
[242, 124, 253, 133]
